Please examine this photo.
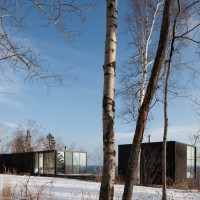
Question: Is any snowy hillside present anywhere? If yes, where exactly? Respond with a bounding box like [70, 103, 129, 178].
[0, 174, 199, 199]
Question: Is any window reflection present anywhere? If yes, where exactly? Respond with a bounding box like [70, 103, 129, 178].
[34, 153, 38, 174]
[44, 152, 55, 175]
[73, 152, 80, 174]
[39, 153, 43, 174]
[57, 152, 65, 174]
[79, 153, 87, 173]
[65, 152, 72, 174]
[187, 146, 195, 178]
[34, 150, 87, 176]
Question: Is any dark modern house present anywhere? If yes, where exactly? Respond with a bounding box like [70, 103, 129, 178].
[0, 150, 87, 176]
[118, 141, 196, 185]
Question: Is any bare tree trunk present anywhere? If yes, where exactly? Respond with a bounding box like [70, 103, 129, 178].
[122, 1, 174, 199]
[162, 61, 170, 200]
[132, 1, 163, 185]
[162, 1, 180, 199]
[99, 1, 118, 200]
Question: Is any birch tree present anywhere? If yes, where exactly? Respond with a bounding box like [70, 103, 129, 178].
[99, 1, 118, 199]
[119, 0, 163, 122]
[122, 0, 175, 199]
[118, 0, 163, 184]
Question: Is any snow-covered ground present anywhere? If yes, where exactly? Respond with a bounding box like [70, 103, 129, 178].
[0, 174, 200, 199]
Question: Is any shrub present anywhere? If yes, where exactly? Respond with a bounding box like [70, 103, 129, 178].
[1, 176, 53, 199]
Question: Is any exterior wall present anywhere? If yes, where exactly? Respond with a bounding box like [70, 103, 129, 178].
[0, 150, 87, 176]
[175, 142, 187, 183]
[118, 141, 196, 185]
[118, 144, 131, 177]
[140, 141, 175, 185]
[175, 142, 196, 183]
[0, 152, 34, 174]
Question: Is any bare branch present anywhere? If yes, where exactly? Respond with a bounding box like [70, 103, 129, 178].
[175, 23, 200, 40]
[176, 36, 200, 43]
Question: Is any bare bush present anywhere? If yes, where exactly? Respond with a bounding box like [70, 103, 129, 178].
[140, 146, 162, 186]
[171, 179, 200, 190]
[1, 176, 53, 200]
[2, 181, 12, 199]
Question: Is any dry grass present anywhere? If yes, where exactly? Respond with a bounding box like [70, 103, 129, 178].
[3, 168, 17, 175]
[94, 173, 102, 182]
[94, 174, 125, 185]
[2, 181, 12, 199]
[1, 176, 54, 200]
[170, 179, 200, 190]
[114, 176, 125, 185]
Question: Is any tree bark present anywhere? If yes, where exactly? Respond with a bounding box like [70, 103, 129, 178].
[99, 1, 118, 200]
[162, 1, 180, 199]
[122, 0, 174, 199]
[162, 61, 170, 200]
[128, 0, 163, 185]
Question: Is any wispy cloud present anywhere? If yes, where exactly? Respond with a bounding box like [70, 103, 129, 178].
[116, 132, 133, 140]
[116, 124, 198, 144]
[78, 87, 101, 94]
[0, 96, 23, 109]
[1, 122, 17, 129]
[0, 73, 25, 109]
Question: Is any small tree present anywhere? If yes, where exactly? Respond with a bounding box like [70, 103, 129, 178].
[45, 133, 56, 150]
[12, 132, 26, 153]
[12, 129, 35, 153]
[10, 120, 46, 152]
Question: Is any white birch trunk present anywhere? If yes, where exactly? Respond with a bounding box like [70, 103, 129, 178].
[99, 1, 118, 200]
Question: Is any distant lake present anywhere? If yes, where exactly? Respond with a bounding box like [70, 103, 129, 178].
[87, 165, 118, 175]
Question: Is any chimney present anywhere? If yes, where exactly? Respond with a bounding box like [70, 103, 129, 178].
[148, 134, 151, 143]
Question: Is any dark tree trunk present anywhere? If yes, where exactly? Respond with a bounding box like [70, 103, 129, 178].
[162, 1, 180, 199]
[162, 62, 169, 200]
[122, 1, 175, 199]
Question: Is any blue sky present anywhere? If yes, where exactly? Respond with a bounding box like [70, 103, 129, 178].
[0, 1, 199, 152]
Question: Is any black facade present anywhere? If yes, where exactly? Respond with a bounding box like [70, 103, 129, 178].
[0, 150, 87, 176]
[118, 141, 196, 185]
[0, 152, 34, 174]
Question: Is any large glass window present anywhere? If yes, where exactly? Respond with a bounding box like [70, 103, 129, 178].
[34, 150, 87, 175]
[65, 152, 72, 174]
[187, 146, 195, 178]
[34, 153, 39, 174]
[73, 152, 80, 174]
[79, 153, 87, 173]
[44, 152, 55, 175]
[57, 151, 65, 174]
[39, 153, 43, 174]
